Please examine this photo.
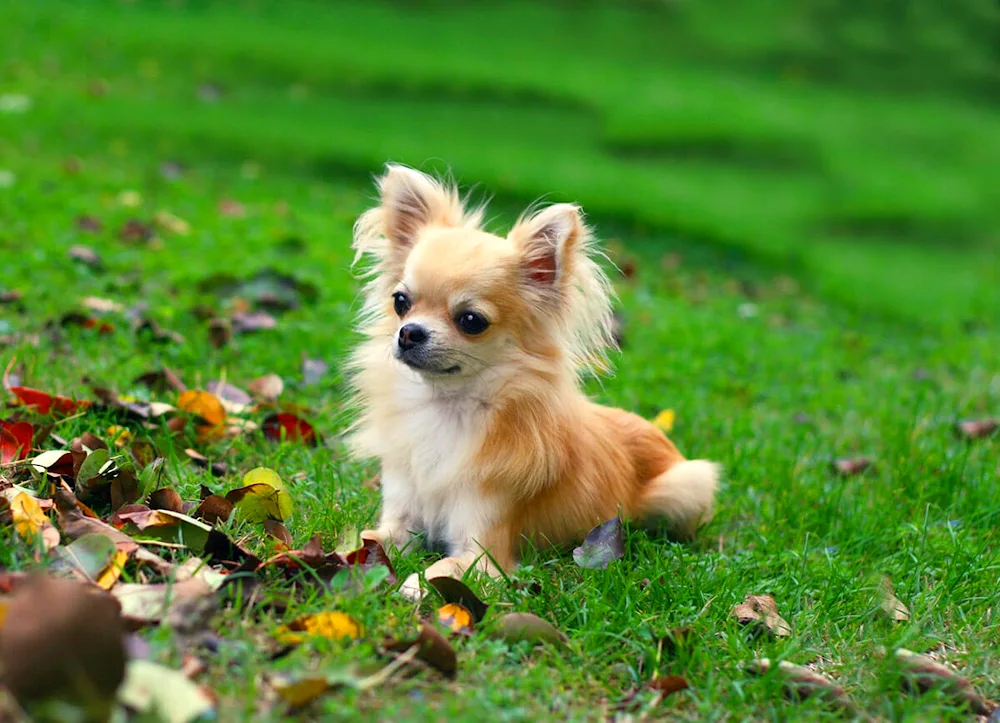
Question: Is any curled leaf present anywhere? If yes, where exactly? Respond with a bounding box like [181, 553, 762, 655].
[427, 576, 488, 622]
[895, 649, 992, 716]
[9, 492, 60, 551]
[148, 488, 184, 514]
[384, 622, 457, 678]
[10, 386, 88, 416]
[877, 576, 911, 622]
[492, 612, 568, 647]
[731, 594, 792, 638]
[573, 517, 625, 570]
[748, 659, 857, 714]
[192, 495, 234, 526]
[248, 373, 283, 401]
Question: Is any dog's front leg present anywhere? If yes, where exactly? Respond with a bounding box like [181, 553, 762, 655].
[398, 526, 514, 601]
[360, 468, 417, 550]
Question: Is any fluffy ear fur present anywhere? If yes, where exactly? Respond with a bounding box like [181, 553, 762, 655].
[352, 164, 482, 286]
[510, 203, 616, 376]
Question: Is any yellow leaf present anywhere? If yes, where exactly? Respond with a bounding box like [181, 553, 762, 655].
[106, 425, 133, 448]
[153, 210, 190, 236]
[437, 603, 474, 635]
[653, 409, 676, 432]
[272, 676, 330, 707]
[0, 600, 6, 628]
[177, 390, 226, 427]
[227, 467, 293, 522]
[10, 492, 48, 542]
[275, 612, 362, 645]
[95, 550, 130, 590]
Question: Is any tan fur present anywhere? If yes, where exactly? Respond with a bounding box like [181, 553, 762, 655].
[347, 164, 719, 598]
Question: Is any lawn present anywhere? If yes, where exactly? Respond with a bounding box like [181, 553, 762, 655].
[1, 1, 999, 721]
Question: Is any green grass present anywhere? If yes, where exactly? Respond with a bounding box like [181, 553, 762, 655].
[2, 1, 999, 720]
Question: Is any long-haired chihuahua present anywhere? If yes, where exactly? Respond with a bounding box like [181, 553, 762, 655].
[348, 164, 719, 598]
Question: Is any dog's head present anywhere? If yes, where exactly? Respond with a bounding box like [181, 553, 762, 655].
[352, 165, 615, 386]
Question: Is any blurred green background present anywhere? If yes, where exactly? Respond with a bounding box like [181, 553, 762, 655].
[4, 0, 998, 327]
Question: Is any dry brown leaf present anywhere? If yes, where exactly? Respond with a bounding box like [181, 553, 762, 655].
[0, 575, 126, 712]
[748, 659, 858, 715]
[731, 594, 792, 638]
[384, 622, 457, 679]
[248, 373, 283, 401]
[877, 576, 911, 622]
[895, 648, 993, 716]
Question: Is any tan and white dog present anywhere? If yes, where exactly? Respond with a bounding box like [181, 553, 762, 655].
[347, 164, 718, 598]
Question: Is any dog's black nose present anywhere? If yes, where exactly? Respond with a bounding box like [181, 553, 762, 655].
[398, 323, 428, 351]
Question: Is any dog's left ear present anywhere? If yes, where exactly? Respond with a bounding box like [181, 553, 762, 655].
[511, 204, 584, 290]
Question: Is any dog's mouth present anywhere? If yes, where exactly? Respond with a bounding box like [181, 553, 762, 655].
[400, 356, 461, 376]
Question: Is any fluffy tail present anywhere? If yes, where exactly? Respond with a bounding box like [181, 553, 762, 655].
[637, 460, 720, 540]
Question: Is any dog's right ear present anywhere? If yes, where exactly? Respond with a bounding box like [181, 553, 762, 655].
[377, 164, 466, 258]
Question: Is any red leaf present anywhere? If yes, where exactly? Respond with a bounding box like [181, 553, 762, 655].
[0, 420, 33, 463]
[10, 386, 89, 416]
[262, 413, 316, 446]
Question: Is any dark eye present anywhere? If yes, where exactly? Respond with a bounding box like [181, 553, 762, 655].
[456, 311, 489, 335]
[392, 291, 411, 317]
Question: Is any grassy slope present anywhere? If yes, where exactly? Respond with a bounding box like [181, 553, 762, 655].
[2, 1, 999, 721]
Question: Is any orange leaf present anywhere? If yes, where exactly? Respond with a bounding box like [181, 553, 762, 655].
[177, 390, 226, 427]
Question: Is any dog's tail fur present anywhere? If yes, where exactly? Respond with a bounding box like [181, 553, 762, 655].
[637, 460, 719, 540]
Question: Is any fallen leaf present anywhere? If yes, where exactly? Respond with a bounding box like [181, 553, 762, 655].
[226, 467, 292, 522]
[302, 358, 328, 386]
[95, 550, 130, 590]
[152, 210, 190, 236]
[149, 488, 185, 514]
[119, 218, 154, 244]
[262, 412, 316, 446]
[30, 449, 74, 478]
[51, 532, 118, 582]
[263, 519, 294, 546]
[895, 648, 992, 716]
[117, 659, 215, 723]
[10, 386, 88, 415]
[652, 409, 675, 433]
[207, 318, 231, 349]
[113, 577, 214, 626]
[384, 622, 457, 678]
[232, 311, 277, 333]
[615, 675, 689, 714]
[112, 506, 212, 552]
[832, 457, 872, 476]
[573, 517, 625, 570]
[9, 492, 59, 551]
[75, 447, 111, 499]
[81, 296, 122, 313]
[54, 488, 139, 553]
[748, 659, 857, 715]
[731, 594, 792, 638]
[205, 380, 251, 412]
[275, 612, 362, 645]
[492, 612, 568, 647]
[877, 576, 911, 622]
[956, 418, 997, 440]
[0, 575, 126, 713]
[344, 536, 397, 584]
[217, 198, 245, 217]
[269, 674, 334, 708]
[437, 603, 474, 635]
[68, 244, 102, 268]
[192, 494, 234, 525]
[248, 373, 283, 401]
[177, 390, 226, 427]
[75, 215, 103, 233]
[426, 576, 488, 622]
[117, 190, 142, 208]
[0, 420, 33, 462]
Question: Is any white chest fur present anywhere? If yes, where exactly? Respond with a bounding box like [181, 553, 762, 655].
[369, 368, 500, 552]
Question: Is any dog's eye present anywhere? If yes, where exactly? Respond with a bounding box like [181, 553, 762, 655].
[456, 311, 489, 335]
[392, 292, 411, 317]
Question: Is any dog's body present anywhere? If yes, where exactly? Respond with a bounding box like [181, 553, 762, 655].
[347, 165, 718, 596]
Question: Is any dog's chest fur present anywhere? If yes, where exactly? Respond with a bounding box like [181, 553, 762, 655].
[373, 371, 500, 549]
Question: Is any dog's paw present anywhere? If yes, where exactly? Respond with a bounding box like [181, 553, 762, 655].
[398, 571, 427, 602]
